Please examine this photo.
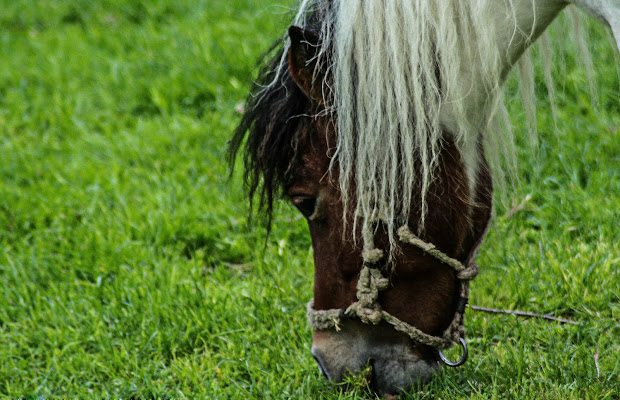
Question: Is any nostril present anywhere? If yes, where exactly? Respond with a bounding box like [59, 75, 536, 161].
[313, 355, 329, 379]
[311, 347, 331, 380]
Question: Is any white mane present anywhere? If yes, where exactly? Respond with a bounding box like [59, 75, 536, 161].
[291, 0, 516, 252]
[265, 0, 610, 253]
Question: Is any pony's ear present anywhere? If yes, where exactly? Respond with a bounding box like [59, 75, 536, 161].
[288, 26, 323, 102]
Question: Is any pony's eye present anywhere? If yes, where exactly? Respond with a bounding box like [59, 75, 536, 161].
[291, 196, 317, 218]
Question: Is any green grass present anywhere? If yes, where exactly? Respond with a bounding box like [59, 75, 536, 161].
[0, 1, 618, 398]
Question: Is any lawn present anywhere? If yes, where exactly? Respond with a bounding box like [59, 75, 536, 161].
[0, 0, 618, 398]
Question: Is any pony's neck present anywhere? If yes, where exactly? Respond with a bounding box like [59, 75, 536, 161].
[442, 0, 566, 128]
[441, 0, 566, 188]
[494, 0, 568, 79]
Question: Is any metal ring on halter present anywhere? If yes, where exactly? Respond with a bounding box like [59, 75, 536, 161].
[438, 337, 468, 367]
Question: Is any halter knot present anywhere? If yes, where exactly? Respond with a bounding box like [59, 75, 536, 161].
[341, 264, 389, 325]
[355, 267, 389, 305]
[456, 261, 479, 280]
[346, 302, 383, 325]
[362, 248, 384, 265]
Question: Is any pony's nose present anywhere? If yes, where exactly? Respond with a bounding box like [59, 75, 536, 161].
[311, 320, 438, 395]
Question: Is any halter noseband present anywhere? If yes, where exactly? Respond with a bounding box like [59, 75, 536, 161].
[306, 225, 481, 367]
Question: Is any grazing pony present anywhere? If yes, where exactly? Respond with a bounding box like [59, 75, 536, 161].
[229, 0, 619, 395]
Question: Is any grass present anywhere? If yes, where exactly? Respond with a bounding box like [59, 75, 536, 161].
[0, 0, 618, 398]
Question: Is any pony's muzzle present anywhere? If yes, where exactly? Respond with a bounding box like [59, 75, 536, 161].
[311, 320, 438, 395]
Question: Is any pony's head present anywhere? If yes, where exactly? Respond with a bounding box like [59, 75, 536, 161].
[230, 23, 493, 396]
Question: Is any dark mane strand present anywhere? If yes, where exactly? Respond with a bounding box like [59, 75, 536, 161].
[228, 43, 311, 229]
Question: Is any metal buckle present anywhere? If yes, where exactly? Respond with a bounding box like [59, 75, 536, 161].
[438, 337, 468, 367]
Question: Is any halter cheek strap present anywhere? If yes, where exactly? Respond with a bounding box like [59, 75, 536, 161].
[306, 224, 486, 365]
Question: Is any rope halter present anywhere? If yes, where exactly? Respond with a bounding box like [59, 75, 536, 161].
[306, 225, 480, 367]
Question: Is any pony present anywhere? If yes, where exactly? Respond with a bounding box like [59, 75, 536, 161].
[229, 0, 619, 395]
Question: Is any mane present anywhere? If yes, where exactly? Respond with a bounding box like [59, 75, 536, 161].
[230, 0, 514, 250]
[292, 0, 505, 251]
[232, 0, 598, 255]
[227, 43, 311, 227]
